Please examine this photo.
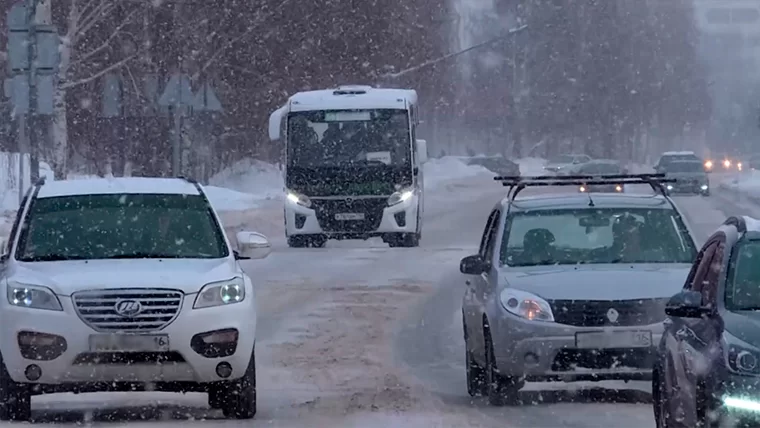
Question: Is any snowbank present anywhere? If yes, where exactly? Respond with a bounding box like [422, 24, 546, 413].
[209, 158, 283, 200]
[719, 171, 760, 199]
[518, 157, 546, 176]
[423, 156, 495, 190]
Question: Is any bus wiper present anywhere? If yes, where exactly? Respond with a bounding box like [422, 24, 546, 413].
[106, 252, 184, 259]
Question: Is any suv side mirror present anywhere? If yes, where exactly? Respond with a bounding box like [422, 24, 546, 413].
[665, 290, 710, 318]
[235, 231, 271, 260]
[416, 139, 428, 164]
[460, 255, 489, 275]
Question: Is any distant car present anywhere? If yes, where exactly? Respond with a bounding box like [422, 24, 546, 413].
[461, 174, 698, 406]
[465, 156, 520, 176]
[572, 160, 627, 193]
[0, 177, 272, 421]
[655, 151, 706, 173]
[544, 154, 592, 175]
[662, 160, 710, 196]
[654, 216, 760, 428]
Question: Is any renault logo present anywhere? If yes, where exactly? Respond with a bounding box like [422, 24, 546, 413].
[607, 308, 620, 323]
[114, 299, 143, 317]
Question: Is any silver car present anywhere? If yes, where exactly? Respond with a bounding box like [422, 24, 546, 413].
[461, 175, 698, 406]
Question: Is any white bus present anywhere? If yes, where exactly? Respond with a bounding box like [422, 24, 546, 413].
[268, 85, 427, 248]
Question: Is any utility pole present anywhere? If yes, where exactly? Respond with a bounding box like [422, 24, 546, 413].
[26, 0, 38, 188]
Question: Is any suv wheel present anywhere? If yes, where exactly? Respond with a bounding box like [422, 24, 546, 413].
[212, 350, 257, 419]
[0, 356, 31, 422]
[387, 233, 420, 248]
[484, 328, 521, 406]
[287, 235, 326, 248]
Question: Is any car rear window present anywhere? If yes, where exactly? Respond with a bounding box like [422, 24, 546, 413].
[500, 207, 697, 267]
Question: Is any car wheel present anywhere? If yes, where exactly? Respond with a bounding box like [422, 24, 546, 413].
[287, 235, 326, 248]
[463, 316, 486, 397]
[0, 356, 31, 422]
[219, 351, 257, 419]
[484, 327, 521, 406]
[387, 233, 419, 248]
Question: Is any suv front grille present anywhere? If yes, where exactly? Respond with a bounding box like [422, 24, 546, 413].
[548, 298, 668, 327]
[311, 197, 387, 232]
[72, 289, 183, 332]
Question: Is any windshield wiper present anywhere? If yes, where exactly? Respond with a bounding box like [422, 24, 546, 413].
[105, 252, 185, 259]
[19, 254, 89, 262]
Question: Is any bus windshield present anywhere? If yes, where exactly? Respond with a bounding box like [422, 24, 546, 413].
[287, 109, 411, 167]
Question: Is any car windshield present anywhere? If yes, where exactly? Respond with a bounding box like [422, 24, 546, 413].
[666, 162, 704, 173]
[662, 155, 699, 164]
[287, 109, 411, 167]
[726, 240, 760, 311]
[500, 208, 697, 267]
[15, 194, 229, 262]
[579, 163, 621, 174]
[549, 155, 575, 164]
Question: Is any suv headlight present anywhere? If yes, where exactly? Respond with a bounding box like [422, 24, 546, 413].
[499, 288, 554, 322]
[7, 282, 62, 311]
[194, 278, 246, 309]
[725, 332, 760, 376]
[387, 188, 414, 207]
[286, 189, 311, 208]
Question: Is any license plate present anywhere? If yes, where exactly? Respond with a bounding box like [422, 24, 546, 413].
[575, 330, 652, 349]
[89, 334, 170, 352]
[335, 213, 365, 221]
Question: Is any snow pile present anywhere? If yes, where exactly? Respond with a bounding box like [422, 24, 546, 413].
[518, 157, 547, 176]
[208, 158, 284, 200]
[720, 171, 760, 199]
[423, 156, 495, 190]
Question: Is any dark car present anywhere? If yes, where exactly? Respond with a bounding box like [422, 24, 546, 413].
[655, 151, 707, 174]
[574, 160, 628, 193]
[662, 160, 710, 196]
[466, 155, 521, 176]
[654, 216, 760, 428]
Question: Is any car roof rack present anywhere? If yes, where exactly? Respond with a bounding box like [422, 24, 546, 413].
[493, 173, 677, 202]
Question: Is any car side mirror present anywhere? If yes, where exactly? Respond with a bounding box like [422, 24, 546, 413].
[665, 290, 710, 318]
[416, 139, 428, 164]
[460, 255, 489, 275]
[235, 231, 271, 260]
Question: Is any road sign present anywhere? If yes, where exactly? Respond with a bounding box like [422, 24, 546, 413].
[158, 73, 194, 111]
[7, 3, 58, 73]
[192, 82, 223, 112]
[4, 74, 54, 114]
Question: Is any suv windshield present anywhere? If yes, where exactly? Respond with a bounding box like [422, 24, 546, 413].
[665, 161, 704, 173]
[287, 109, 411, 167]
[726, 240, 760, 311]
[549, 155, 575, 164]
[579, 163, 621, 174]
[661, 154, 700, 165]
[500, 208, 696, 267]
[15, 194, 229, 261]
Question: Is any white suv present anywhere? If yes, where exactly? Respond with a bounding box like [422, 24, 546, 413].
[0, 177, 271, 421]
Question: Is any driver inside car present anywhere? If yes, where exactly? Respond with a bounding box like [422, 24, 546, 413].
[517, 228, 557, 265]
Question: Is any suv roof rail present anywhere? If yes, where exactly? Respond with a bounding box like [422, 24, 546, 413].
[177, 175, 197, 184]
[35, 176, 47, 186]
[724, 216, 747, 233]
[494, 173, 677, 202]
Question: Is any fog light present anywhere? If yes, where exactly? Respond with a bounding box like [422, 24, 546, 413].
[579, 186, 586, 192]
[524, 353, 539, 365]
[24, 364, 42, 381]
[215, 362, 233, 379]
[191, 329, 239, 358]
[701, 184, 708, 191]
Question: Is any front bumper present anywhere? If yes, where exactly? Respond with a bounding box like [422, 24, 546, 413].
[0, 294, 256, 387]
[489, 313, 663, 381]
[284, 194, 419, 239]
[666, 183, 709, 194]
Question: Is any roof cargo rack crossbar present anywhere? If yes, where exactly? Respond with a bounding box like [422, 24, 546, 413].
[493, 173, 677, 201]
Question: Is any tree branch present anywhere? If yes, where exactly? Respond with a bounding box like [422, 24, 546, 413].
[71, 7, 140, 67]
[62, 53, 137, 89]
[77, 0, 118, 40]
[191, 0, 292, 81]
[379, 24, 528, 80]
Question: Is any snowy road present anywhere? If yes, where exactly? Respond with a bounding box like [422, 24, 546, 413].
[11, 173, 756, 427]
